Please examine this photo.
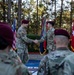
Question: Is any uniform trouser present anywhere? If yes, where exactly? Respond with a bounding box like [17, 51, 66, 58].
[17, 49, 29, 64]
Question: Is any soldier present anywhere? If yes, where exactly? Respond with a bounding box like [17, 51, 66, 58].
[63, 53, 74, 75]
[16, 19, 34, 64]
[37, 29, 72, 75]
[0, 22, 31, 75]
[34, 20, 55, 53]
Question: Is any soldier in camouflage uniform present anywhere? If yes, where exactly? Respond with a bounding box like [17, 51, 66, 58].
[62, 53, 74, 75]
[0, 22, 31, 75]
[37, 29, 72, 75]
[35, 20, 55, 53]
[16, 19, 34, 64]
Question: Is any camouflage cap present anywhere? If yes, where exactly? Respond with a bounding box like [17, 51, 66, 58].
[54, 29, 70, 39]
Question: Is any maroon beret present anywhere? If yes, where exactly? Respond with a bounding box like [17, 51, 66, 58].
[22, 20, 29, 24]
[0, 22, 14, 47]
[54, 29, 70, 39]
[46, 21, 55, 26]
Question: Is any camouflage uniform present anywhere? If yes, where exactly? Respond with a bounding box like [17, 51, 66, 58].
[9, 49, 22, 63]
[37, 47, 72, 75]
[0, 51, 31, 75]
[0, 21, 31, 75]
[38, 28, 55, 53]
[16, 26, 33, 64]
[63, 53, 74, 75]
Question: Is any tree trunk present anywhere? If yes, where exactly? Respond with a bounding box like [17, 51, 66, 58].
[70, 0, 74, 34]
[36, 0, 38, 34]
[7, 0, 11, 24]
[54, 0, 56, 20]
[3, 0, 6, 22]
[59, 0, 63, 27]
[17, 0, 22, 28]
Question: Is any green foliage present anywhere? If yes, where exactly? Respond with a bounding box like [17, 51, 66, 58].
[27, 34, 40, 39]
[27, 34, 40, 53]
[0, 0, 73, 35]
[39, 4, 43, 7]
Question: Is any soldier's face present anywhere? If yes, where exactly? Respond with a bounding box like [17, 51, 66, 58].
[23, 24, 28, 27]
[47, 23, 51, 28]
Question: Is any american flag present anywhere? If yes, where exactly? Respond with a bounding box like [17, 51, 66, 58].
[12, 19, 17, 50]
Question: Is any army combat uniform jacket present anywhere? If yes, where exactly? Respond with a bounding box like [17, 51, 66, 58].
[37, 47, 72, 75]
[63, 53, 74, 75]
[0, 51, 31, 75]
[38, 28, 55, 53]
[16, 26, 33, 64]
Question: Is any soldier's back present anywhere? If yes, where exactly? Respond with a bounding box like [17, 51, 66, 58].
[63, 53, 74, 75]
[37, 49, 72, 75]
[0, 62, 16, 75]
[0, 52, 31, 75]
[0, 52, 16, 75]
[47, 49, 72, 75]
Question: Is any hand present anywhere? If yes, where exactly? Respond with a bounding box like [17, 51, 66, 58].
[33, 39, 38, 44]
